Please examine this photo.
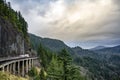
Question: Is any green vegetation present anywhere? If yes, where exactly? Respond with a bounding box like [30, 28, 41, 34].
[37, 44, 86, 80]
[0, 71, 28, 80]
[0, 0, 28, 38]
[30, 34, 120, 80]
[28, 67, 39, 77]
[74, 56, 120, 80]
[29, 33, 74, 54]
[28, 67, 40, 80]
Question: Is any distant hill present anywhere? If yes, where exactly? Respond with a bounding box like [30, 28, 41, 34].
[94, 45, 120, 54]
[29, 33, 99, 57]
[72, 46, 99, 58]
[90, 46, 106, 50]
[29, 33, 120, 57]
[29, 33, 74, 54]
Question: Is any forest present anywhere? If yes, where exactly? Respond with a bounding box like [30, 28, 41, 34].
[31, 44, 87, 80]
[0, 0, 28, 38]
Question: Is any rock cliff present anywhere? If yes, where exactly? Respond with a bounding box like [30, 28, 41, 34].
[0, 16, 30, 57]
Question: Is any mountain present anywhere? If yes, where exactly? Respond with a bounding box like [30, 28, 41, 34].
[29, 33, 120, 80]
[72, 46, 99, 58]
[73, 46, 120, 80]
[29, 33, 100, 57]
[90, 46, 106, 50]
[94, 45, 120, 55]
[29, 33, 74, 54]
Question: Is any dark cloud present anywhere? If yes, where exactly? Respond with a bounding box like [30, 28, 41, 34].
[114, 0, 120, 4]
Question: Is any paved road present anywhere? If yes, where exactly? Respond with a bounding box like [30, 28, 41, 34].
[0, 56, 28, 62]
[0, 56, 38, 65]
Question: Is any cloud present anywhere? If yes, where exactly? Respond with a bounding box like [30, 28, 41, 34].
[7, 0, 120, 48]
[41, 0, 119, 40]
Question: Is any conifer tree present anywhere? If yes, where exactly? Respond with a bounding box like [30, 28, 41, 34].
[58, 49, 72, 80]
[37, 44, 48, 69]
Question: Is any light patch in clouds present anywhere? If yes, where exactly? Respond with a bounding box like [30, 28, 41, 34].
[41, 0, 118, 40]
[7, 0, 120, 48]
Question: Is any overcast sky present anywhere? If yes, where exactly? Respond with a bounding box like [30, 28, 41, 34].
[7, 0, 120, 49]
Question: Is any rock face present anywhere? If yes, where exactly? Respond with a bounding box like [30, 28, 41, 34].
[0, 17, 29, 57]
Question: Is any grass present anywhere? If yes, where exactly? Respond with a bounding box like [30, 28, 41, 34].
[0, 71, 28, 80]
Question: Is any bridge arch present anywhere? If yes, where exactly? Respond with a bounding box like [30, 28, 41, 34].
[0, 57, 38, 76]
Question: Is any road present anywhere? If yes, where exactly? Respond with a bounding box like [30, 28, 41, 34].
[0, 56, 38, 65]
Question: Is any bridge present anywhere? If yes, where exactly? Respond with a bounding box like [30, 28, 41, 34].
[0, 56, 39, 76]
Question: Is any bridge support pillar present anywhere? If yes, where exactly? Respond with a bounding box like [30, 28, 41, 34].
[28, 59, 31, 70]
[0, 57, 38, 76]
[2, 66, 4, 72]
[22, 60, 25, 76]
[31, 59, 34, 67]
[6, 65, 9, 72]
[13, 63, 15, 75]
[9, 64, 12, 73]
[17, 61, 20, 75]
[25, 60, 28, 73]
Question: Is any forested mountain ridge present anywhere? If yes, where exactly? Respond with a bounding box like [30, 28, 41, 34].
[29, 33, 120, 80]
[93, 45, 120, 54]
[90, 46, 106, 50]
[72, 46, 99, 58]
[29, 33, 74, 55]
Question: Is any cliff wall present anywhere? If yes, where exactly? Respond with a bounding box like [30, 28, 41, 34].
[0, 17, 30, 57]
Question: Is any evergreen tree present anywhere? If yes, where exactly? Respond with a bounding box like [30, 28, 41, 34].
[58, 49, 86, 80]
[58, 49, 72, 80]
[47, 54, 63, 80]
[0, 0, 4, 4]
[37, 44, 48, 69]
[37, 44, 53, 79]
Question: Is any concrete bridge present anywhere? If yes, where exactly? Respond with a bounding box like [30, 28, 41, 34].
[0, 56, 39, 76]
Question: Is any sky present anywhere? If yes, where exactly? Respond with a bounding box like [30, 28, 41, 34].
[7, 0, 120, 49]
